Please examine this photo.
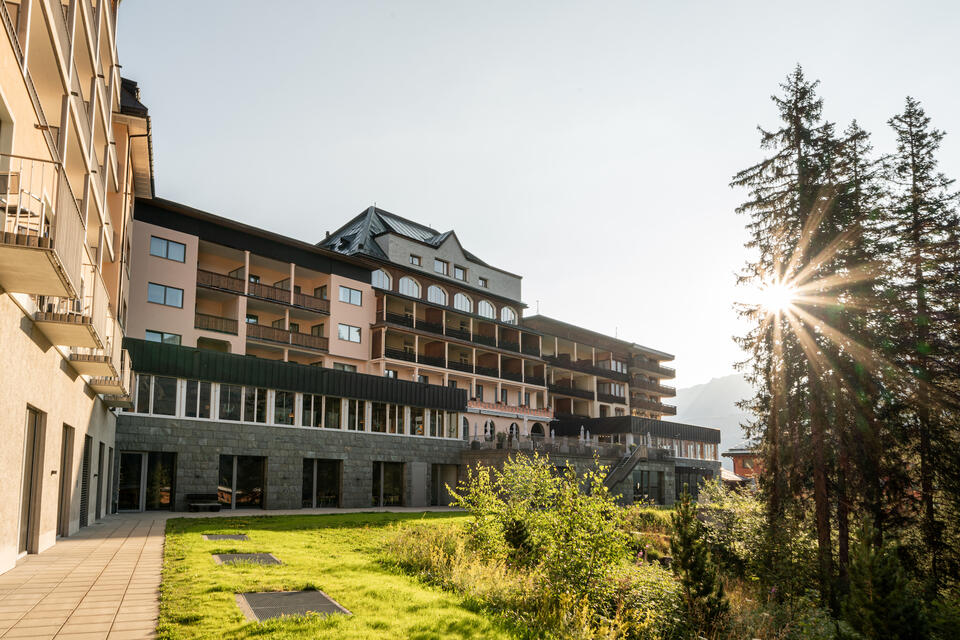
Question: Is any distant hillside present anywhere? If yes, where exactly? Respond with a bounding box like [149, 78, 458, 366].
[673, 373, 754, 470]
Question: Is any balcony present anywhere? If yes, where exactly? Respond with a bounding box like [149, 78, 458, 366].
[501, 371, 523, 383]
[197, 269, 245, 294]
[473, 334, 497, 348]
[195, 312, 238, 335]
[597, 392, 627, 404]
[633, 358, 676, 378]
[476, 365, 499, 378]
[417, 320, 444, 335]
[545, 355, 630, 382]
[445, 327, 471, 341]
[630, 376, 677, 397]
[632, 397, 677, 415]
[293, 290, 329, 313]
[448, 361, 474, 374]
[547, 383, 595, 401]
[246, 323, 327, 352]
[418, 354, 446, 368]
[500, 340, 520, 353]
[69, 351, 115, 377]
[247, 280, 291, 305]
[34, 269, 109, 348]
[466, 399, 554, 419]
[384, 347, 416, 363]
[385, 311, 414, 327]
[521, 344, 541, 357]
[0, 155, 85, 298]
[525, 375, 546, 387]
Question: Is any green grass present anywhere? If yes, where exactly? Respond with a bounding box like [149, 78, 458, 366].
[159, 512, 520, 640]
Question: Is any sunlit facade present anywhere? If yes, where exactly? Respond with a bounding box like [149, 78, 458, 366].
[0, 0, 151, 572]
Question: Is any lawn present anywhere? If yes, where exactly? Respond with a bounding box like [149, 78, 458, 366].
[158, 512, 520, 640]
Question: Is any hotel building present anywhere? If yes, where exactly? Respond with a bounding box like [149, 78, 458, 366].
[113, 200, 720, 514]
[0, 0, 151, 573]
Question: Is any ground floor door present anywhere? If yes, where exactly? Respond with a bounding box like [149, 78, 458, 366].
[430, 464, 459, 506]
[19, 408, 44, 554]
[95, 442, 105, 519]
[219, 455, 266, 509]
[372, 461, 403, 507]
[79, 436, 92, 528]
[118, 451, 177, 512]
[302, 459, 342, 508]
[57, 424, 74, 537]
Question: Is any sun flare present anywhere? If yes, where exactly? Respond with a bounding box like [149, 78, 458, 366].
[758, 281, 798, 314]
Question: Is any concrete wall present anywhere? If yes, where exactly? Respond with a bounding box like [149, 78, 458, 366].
[116, 415, 467, 510]
[379, 233, 523, 303]
[0, 295, 116, 574]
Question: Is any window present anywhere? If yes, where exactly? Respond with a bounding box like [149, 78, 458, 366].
[447, 412, 458, 438]
[145, 330, 180, 345]
[246, 313, 258, 324]
[274, 391, 295, 425]
[325, 396, 342, 428]
[147, 283, 183, 308]
[338, 286, 362, 306]
[219, 384, 242, 421]
[478, 277, 488, 288]
[409, 254, 421, 266]
[429, 410, 441, 437]
[453, 293, 472, 313]
[310, 323, 325, 337]
[243, 387, 268, 423]
[475, 384, 483, 401]
[184, 380, 211, 418]
[302, 394, 323, 427]
[416, 374, 429, 384]
[337, 324, 361, 343]
[411, 407, 424, 435]
[427, 285, 447, 305]
[500, 307, 518, 324]
[478, 300, 495, 319]
[385, 369, 397, 379]
[249, 274, 260, 283]
[434, 258, 448, 275]
[371, 402, 387, 433]
[389, 404, 405, 434]
[500, 388, 508, 404]
[371, 269, 391, 289]
[314, 285, 328, 299]
[333, 362, 357, 372]
[347, 399, 363, 431]
[524, 392, 530, 406]
[454, 265, 466, 281]
[398, 276, 420, 298]
[152, 376, 177, 415]
[150, 236, 186, 262]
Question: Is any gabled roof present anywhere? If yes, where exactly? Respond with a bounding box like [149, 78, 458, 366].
[318, 206, 496, 270]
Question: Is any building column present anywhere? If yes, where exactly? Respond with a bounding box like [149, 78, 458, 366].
[243, 251, 250, 294]
[289, 262, 295, 304]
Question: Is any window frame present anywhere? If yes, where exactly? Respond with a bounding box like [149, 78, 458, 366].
[145, 329, 181, 345]
[149, 235, 186, 262]
[147, 282, 184, 308]
[371, 269, 391, 290]
[338, 285, 362, 306]
[398, 276, 421, 298]
[409, 254, 422, 266]
[453, 265, 466, 281]
[337, 324, 361, 343]
[453, 292, 472, 313]
[427, 285, 447, 305]
[433, 258, 449, 275]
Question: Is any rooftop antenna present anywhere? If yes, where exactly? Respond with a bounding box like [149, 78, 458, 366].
[536, 300, 540, 314]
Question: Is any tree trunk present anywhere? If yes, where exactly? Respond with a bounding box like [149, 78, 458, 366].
[809, 377, 834, 607]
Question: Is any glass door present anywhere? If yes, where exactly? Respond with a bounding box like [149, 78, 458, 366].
[118, 452, 145, 511]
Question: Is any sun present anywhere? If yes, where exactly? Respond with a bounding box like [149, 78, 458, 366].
[758, 281, 797, 313]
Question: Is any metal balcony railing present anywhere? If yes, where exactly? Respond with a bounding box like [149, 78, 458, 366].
[632, 358, 676, 378]
[597, 392, 627, 404]
[631, 397, 677, 414]
[418, 354, 446, 368]
[0, 154, 85, 298]
[547, 383, 595, 401]
[385, 311, 414, 327]
[525, 375, 546, 387]
[630, 376, 677, 397]
[501, 371, 523, 383]
[521, 343, 541, 357]
[473, 334, 497, 348]
[448, 361, 474, 374]
[499, 340, 520, 353]
[445, 327, 471, 341]
[384, 347, 416, 363]
[476, 365, 499, 378]
[416, 320, 444, 335]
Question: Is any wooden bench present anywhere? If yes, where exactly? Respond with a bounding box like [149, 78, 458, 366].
[186, 493, 222, 512]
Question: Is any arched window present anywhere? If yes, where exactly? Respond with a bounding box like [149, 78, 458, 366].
[508, 423, 519, 439]
[462, 416, 470, 440]
[453, 292, 472, 313]
[399, 276, 420, 298]
[371, 269, 391, 290]
[478, 300, 495, 319]
[500, 306, 518, 324]
[531, 422, 545, 438]
[427, 285, 447, 305]
[484, 420, 495, 442]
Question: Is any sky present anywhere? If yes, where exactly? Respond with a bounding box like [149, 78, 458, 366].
[117, 1, 959, 390]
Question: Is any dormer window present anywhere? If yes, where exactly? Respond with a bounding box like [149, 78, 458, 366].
[434, 258, 449, 276]
[478, 277, 488, 288]
[409, 254, 422, 266]
[454, 265, 466, 281]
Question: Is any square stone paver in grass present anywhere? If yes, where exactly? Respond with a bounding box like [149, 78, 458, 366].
[235, 591, 351, 622]
[212, 553, 281, 566]
[202, 534, 249, 541]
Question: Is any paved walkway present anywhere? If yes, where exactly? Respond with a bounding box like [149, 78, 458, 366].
[0, 507, 459, 639]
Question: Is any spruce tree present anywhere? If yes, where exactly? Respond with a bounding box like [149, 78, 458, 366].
[670, 485, 728, 637]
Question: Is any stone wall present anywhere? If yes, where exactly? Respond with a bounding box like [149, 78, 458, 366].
[116, 415, 467, 510]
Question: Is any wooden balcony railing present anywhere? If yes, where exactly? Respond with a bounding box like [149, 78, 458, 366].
[521, 343, 541, 357]
[630, 376, 677, 397]
[293, 291, 330, 313]
[247, 281, 292, 305]
[525, 375, 546, 387]
[246, 322, 328, 352]
[291, 331, 329, 351]
[597, 392, 627, 404]
[384, 347, 416, 363]
[195, 312, 238, 335]
[632, 358, 676, 378]
[544, 355, 630, 382]
[547, 383, 595, 401]
[631, 397, 677, 414]
[197, 269, 245, 294]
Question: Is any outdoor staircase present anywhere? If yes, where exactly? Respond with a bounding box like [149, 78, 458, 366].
[604, 444, 648, 489]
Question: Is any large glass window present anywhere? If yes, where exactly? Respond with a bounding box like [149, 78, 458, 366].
[338, 286, 362, 305]
[152, 376, 177, 415]
[219, 384, 242, 421]
[147, 283, 183, 308]
[398, 277, 420, 297]
[274, 391, 295, 425]
[371, 402, 387, 433]
[447, 412, 458, 438]
[243, 387, 267, 423]
[434, 259, 448, 275]
[149, 236, 186, 262]
[136, 375, 151, 412]
[184, 380, 212, 418]
[500, 306, 518, 324]
[429, 410, 441, 437]
[145, 452, 176, 510]
[338, 324, 361, 343]
[145, 330, 181, 345]
[303, 459, 341, 508]
[324, 396, 342, 429]
[346, 399, 363, 431]
[219, 455, 265, 509]
[478, 300, 495, 319]
[302, 394, 323, 427]
[388, 404, 405, 434]
[411, 407, 424, 436]
[427, 285, 447, 305]
[453, 293, 472, 312]
[373, 461, 404, 507]
[371, 270, 391, 289]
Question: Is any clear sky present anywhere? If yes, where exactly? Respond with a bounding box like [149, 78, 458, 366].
[117, 1, 959, 389]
